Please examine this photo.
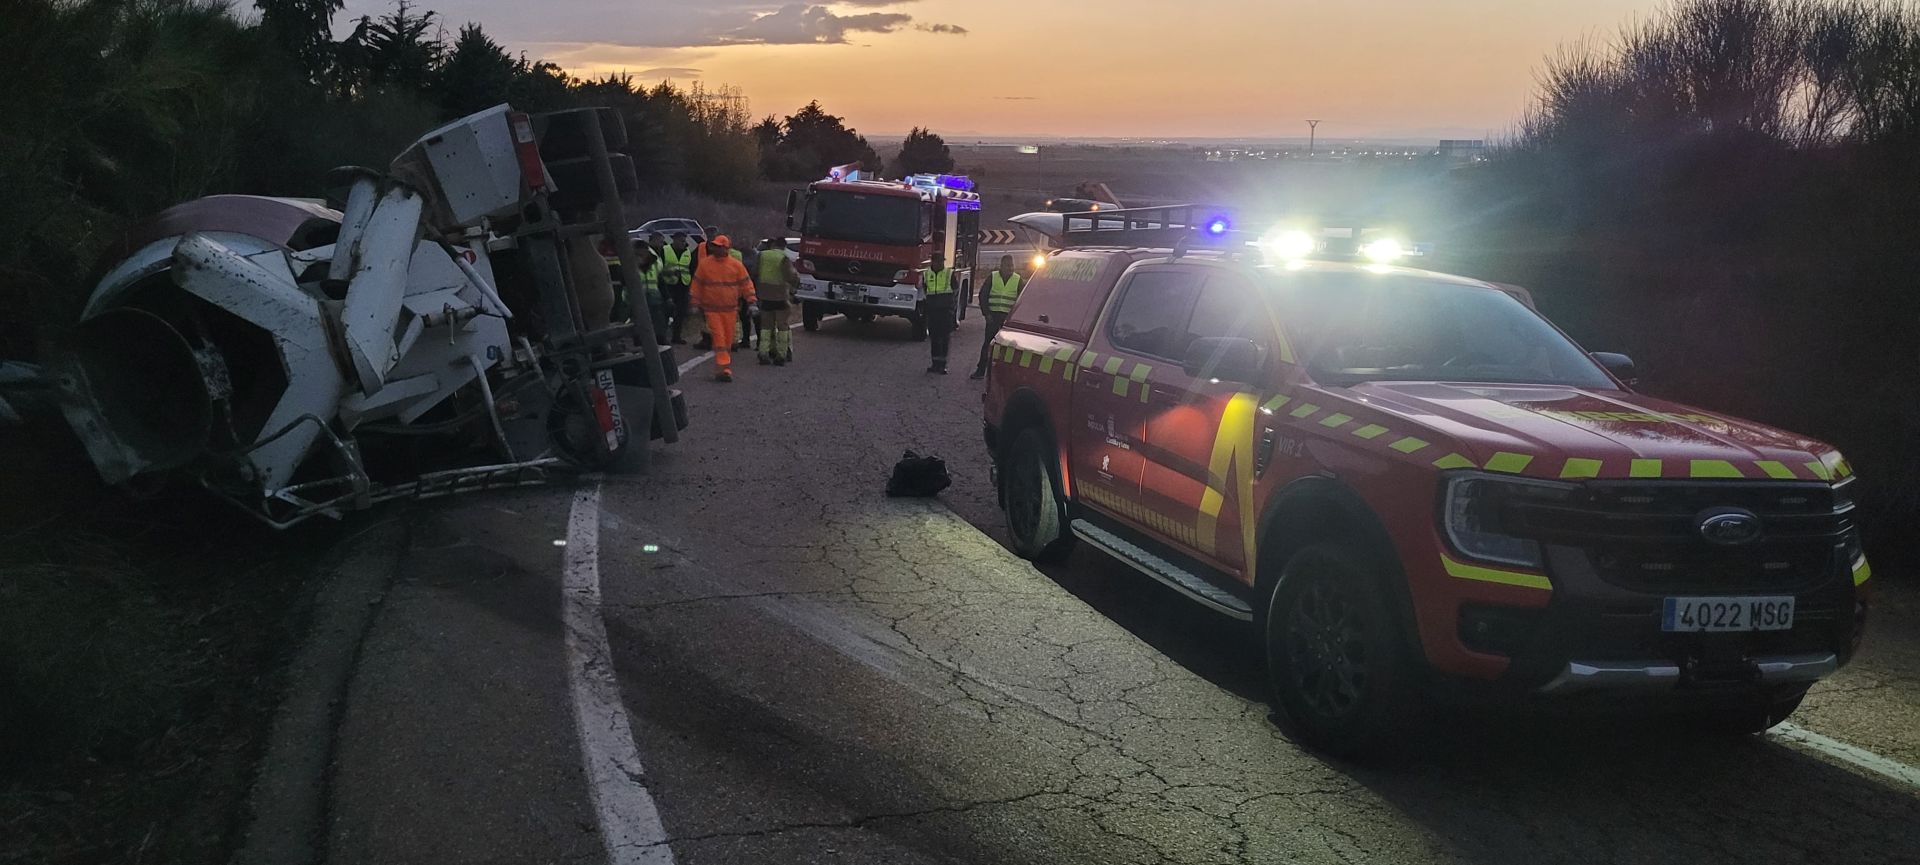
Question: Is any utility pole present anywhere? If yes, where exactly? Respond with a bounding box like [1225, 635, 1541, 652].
[1306, 119, 1321, 158]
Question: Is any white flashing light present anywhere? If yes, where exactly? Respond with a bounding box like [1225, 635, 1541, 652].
[1031, 253, 1047, 269]
[1361, 238, 1407, 263]
[1259, 229, 1317, 260]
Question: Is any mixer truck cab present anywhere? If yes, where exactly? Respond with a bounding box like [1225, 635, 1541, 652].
[981, 206, 1871, 757]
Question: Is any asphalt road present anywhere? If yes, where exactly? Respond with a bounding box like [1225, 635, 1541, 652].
[322, 311, 1920, 865]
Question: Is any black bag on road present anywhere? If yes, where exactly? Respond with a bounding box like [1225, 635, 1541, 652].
[886, 450, 952, 498]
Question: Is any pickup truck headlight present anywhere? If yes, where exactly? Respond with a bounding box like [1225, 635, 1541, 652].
[1443, 473, 1575, 569]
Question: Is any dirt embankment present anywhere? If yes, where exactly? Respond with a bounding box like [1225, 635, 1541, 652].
[0, 419, 343, 865]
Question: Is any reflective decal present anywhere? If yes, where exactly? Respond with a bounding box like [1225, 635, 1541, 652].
[1196, 393, 1261, 575]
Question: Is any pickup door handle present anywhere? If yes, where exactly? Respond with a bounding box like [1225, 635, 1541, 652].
[1038, 314, 1050, 323]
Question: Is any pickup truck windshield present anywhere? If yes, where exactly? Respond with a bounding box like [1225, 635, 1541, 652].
[1271, 272, 1617, 388]
[804, 192, 923, 246]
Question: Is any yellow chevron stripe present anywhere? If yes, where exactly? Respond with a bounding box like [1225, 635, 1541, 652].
[1754, 460, 1797, 480]
[1319, 412, 1353, 428]
[1690, 459, 1743, 478]
[1288, 403, 1320, 419]
[1261, 394, 1292, 412]
[1389, 437, 1429, 454]
[1484, 452, 1533, 474]
[1630, 458, 1663, 478]
[1352, 424, 1389, 440]
[1559, 458, 1602, 479]
[1433, 453, 1476, 470]
[1442, 552, 1553, 591]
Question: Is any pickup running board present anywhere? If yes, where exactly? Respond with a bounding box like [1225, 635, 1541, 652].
[1070, 519, 1254, 620]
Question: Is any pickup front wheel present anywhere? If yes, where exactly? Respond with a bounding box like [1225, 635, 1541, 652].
[1265, 543, 1419, 760]
[1003, 428, 1074, 562]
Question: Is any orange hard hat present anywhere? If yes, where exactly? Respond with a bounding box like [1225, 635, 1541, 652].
[711, 234, 731, 248]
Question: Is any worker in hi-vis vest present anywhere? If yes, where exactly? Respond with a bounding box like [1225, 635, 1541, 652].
[690, 235, 757, 382]
[971, 254, 1023, 380]
[755, 237, 802, 366]
[635, 242, 667, 344]
[660, 232, 694, 345]
[921, 251, 958, 374]
[707, 224, 752, 351]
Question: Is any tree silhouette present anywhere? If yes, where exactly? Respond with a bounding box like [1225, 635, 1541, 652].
[434, 24, 518, 116]
[255, 0, 345, 82]
[760, 101, 882, 180]
[894, 126, 953, 175]
[337, 2, 443, 95]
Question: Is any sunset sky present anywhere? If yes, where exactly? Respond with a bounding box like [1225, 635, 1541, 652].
[339, 0, 1653, 139]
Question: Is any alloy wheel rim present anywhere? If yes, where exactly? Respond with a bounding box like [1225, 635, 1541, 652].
[1286, 576, 1369, 718]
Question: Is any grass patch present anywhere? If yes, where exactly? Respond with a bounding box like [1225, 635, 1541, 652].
[0, 422, 337, 864]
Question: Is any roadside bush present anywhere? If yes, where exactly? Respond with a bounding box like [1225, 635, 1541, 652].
[0, 550, 197, 767]
[1450, 0, 1920, 566]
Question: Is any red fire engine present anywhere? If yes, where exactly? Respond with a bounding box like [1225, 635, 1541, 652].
[785, 171, 981, 339]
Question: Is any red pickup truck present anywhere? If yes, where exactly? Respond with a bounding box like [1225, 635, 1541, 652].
[981, 207, 1871, 756]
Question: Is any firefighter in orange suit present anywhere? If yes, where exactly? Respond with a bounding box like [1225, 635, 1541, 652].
[690, 235, 758, 382]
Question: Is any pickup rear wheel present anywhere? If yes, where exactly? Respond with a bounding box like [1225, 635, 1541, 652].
[1264, 543, 1419, 760]
[1003, 427, 1074, 562]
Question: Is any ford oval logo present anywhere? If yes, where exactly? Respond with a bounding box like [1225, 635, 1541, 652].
[1696, 508, 1763, 545]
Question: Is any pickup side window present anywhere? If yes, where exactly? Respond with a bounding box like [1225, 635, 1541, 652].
[1179, 274, 1273, 360]
[1107, 269, 1202, 360]
[1005, 252, 1123, 340]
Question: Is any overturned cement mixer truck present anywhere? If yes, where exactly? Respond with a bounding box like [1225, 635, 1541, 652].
[43, 104, 687, 528]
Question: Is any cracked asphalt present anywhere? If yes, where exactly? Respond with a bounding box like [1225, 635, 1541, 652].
[325, 311, 1920, 865]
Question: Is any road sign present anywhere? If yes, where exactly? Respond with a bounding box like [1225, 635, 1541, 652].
[978, 229, 1017, 245]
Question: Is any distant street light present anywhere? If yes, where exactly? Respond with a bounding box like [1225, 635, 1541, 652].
[1306, 119, 1321, 158]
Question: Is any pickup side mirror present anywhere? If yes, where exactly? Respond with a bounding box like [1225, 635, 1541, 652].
[1592, 351, 1638, 385]
[1183, 337, 1265, 384]
[784, 190, 798, 230]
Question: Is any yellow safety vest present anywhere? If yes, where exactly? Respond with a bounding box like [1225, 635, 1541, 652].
[923, 267, 954, 295]
[729, 248, 744, 264]
[639, 258, 661, 301]
[986, 271, 1022, 313]
[661, 246, 692, 284]
[757, 250, 789, 287]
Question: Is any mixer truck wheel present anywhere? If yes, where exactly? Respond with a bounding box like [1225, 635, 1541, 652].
[545, 385, 629, 470]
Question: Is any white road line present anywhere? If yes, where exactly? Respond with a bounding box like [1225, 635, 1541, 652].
[564, 484, 676, 865]
[673, 314, 842, 376]
[674, 352, 713, 377]
[1772, 722, 1920, 789]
